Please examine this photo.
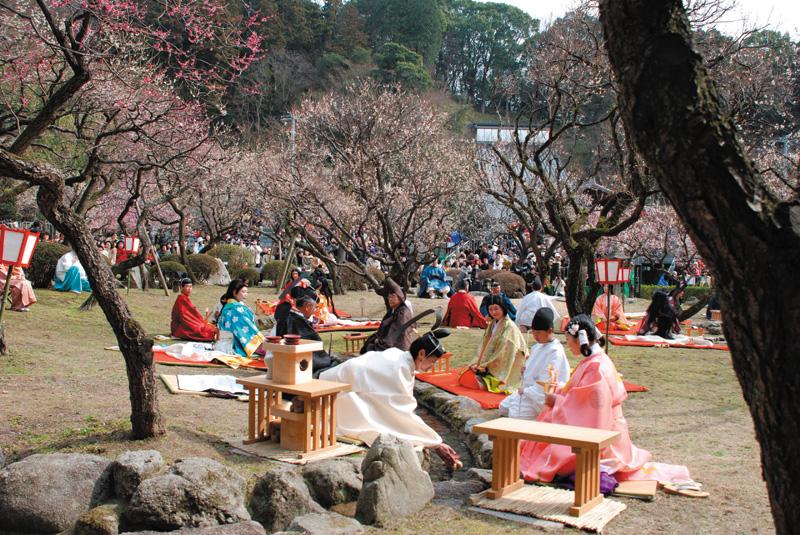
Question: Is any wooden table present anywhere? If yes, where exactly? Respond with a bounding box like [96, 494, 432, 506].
[473, 418, 620, 517]
[236, 375, 351, 457]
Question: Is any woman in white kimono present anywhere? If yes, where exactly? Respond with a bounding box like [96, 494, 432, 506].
[319, 329, 462, 469]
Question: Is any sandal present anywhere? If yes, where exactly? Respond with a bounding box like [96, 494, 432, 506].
[661, 481, 709, 498]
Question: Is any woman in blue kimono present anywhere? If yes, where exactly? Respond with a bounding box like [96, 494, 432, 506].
[418, 258, 451, 298]
[216, 279, 265, 358]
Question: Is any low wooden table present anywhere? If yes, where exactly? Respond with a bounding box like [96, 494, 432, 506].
[473, 418, 620, 517]
[236, 375, 350, 457]
[343, 333, 369, 354]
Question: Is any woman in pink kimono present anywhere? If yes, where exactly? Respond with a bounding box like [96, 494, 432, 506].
[519, 314, 699, 492]
[0, 265, 36, 312]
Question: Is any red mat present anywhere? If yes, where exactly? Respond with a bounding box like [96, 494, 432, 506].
[153, 350, 267, 369]
[416, 368, 506, 409]
[622, 380, 649, 392]
[316, 322, 380, 333]
[561, 317, 641, 336]
[609, 337, 729, 351]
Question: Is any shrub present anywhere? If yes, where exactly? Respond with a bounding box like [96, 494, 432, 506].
[638, 284, 712, 301]
[492, 271, 527, 298]
[149, 260, 186, 290]
[336, 263, 385, 291]
[232, 267, 261, 286]
[28, 242, 70, 288]
[207, 244, 252, 272]
[158, 253, 180, 264]
[261, 259, 289, 286]
[186, 253, 218, 282]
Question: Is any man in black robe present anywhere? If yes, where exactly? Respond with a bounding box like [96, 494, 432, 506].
[284, 291, 334, 377]
[361, 278, 414, 354]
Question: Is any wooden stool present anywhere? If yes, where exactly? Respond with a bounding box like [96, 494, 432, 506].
[473, 418, 619, 517]
[344, 333, 369, 354]
[432, 353, 451, 372]
[236, 375, 351, 457]
[711, 310, 722, 321]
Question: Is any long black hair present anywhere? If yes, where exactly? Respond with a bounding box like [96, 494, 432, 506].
[220, 278, 248, 304]
[485, 295, 508, 316]
[565, 314, 605, 357]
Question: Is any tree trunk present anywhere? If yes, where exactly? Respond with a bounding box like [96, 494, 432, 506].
[599, 2, 800, 532]
[563, 245, 598, 317]
[0, 150, 165, 439]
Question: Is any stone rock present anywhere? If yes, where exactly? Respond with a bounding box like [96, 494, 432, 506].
[0, 453, 112, 533]
[0, 449, 5, 468]
[75, 504, 121, 535]
[207, 258, 231, 286]
[355, 434, 434, 526]
[302, 459, 363, 508]
[433, 479, 486, 506]
[112, 450, 165, 501]
[287, 512, 364, 535]
[466, 467, 493, 488]
[463, 417, 487, 435]
[250, 466, 324, 532]
[120, 520, 266, 535]
[124, 457, 249, 530]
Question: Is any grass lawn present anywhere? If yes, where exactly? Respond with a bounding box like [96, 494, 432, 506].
[0, 285, 772, 534]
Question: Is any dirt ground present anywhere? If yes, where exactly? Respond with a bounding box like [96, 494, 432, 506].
[0, 285, 773, 534]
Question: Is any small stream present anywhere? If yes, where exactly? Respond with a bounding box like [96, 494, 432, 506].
[415, 405, 474, 482]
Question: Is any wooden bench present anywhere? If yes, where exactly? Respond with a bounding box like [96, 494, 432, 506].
[343, 333, 369, 354]
[472, 418, 620, 517]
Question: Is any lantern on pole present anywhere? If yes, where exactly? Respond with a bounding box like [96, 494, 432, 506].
[594, 256, 629, 354]
[0, 226, 40, 331]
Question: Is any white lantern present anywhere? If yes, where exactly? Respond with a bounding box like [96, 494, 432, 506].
[0, 226, 40, 268]
[124, 236, 141, 254]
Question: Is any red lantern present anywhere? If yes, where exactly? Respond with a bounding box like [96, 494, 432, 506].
[0, 226, 40, 268]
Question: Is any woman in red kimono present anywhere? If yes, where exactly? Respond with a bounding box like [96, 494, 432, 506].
[170, 278, 216, 341]
[443, 279, 488, 328]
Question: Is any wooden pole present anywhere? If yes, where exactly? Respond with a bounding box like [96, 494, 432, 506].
[278, 235, 296, 287]
[0, 265, 13, 326]
[149, 244, 170, 296]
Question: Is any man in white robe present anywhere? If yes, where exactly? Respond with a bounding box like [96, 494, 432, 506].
[54, 249, 91, 293]
[515, 277, 561, 333]
[319, 329, 462, 469]
[500, 308, 570, 419]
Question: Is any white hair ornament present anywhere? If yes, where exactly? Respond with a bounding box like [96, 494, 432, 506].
[578, 329, 590, 347]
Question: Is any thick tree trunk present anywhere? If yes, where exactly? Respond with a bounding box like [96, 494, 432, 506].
[0, 150, 165, 439]
[563, 245, 598, 317]
[599, 2, 800, 532]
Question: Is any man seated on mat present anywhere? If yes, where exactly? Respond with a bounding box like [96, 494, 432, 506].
[319, 329, 463, 470]
[54, 247, 91, 293]
[284, 289, 336, 377]
[479, 281, 517, 321]
[515, 276, 561, 333]
[360, 278, 414, 353]
[443, 279, 487, 328]
[499, 308, 570, 419]
[592, 284, 631, 330]
[170, 278, 216, 342]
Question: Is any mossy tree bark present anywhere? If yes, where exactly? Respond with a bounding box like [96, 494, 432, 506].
[599, 1, 800, 532]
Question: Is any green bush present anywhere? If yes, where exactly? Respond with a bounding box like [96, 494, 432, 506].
[186, 253, 218, 282]
[28, 242, 70, 289]
[492, 271, 527, 298]
[232, 267, 261, 286]
[158, 253, 180, 264]
[638, 284, 712, 301]
[261, 259, 289, 286]
[207, 244, 252, 273]
[149, 260, 186, 289]
[337, 263, 385, 291]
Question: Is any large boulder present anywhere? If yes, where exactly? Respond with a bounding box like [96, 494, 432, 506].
[287, 512, 364, 535]
[355, 434, 434, 526]
[250, 466, 324, 532]
[302, 459, 363, 508]
[206, 258, 231, 286]
[112, 450, 165, 501]
[0, 453, 112, 533]
[120, 521, 266, 535]
[124, 457, 249, 530]
[74, 504, 121, 535]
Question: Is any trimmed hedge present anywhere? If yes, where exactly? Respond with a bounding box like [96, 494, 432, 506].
[149, 260, 186, 289]
[261, 259, 290, 286]
[158, 253, 180, 264]
[639, 284, 712, 301]
[28, 242, 70, 288]
[337, 263, 385, 291]
[492, 271, 527, 298]
[232, 267, 261, 286]
[186, 253, 218, 282]
[207, 244, 252, 272]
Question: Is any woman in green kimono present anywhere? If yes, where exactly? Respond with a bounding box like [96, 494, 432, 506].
[216, 279, 265, 358]
[470, 295, 529, 393]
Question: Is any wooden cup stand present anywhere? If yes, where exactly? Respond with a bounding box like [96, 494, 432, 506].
[236, 340, 350, 457]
